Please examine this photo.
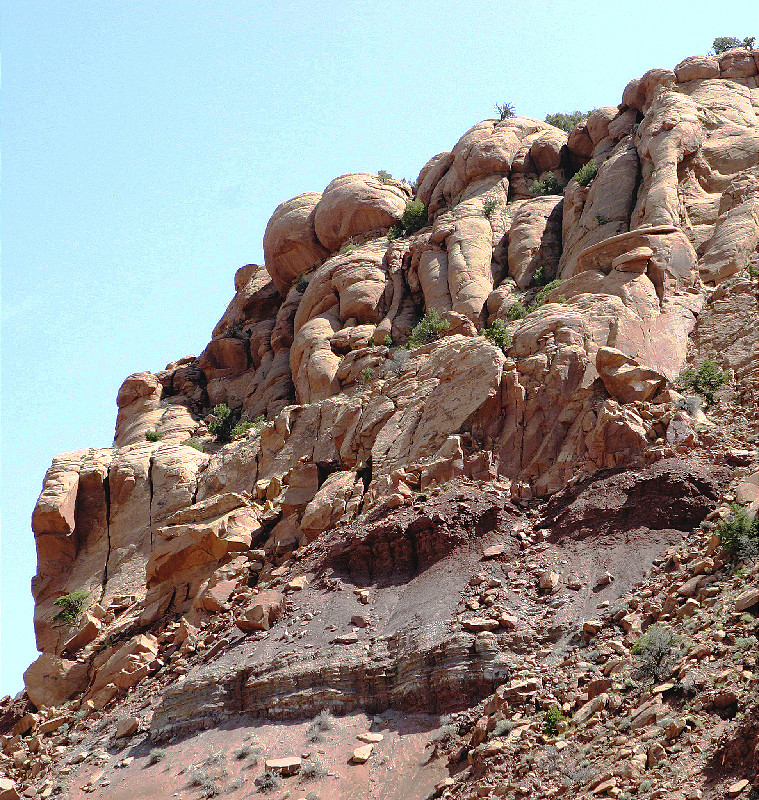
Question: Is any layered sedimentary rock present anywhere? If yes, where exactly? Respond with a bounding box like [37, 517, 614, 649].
[24, 50, 759, 732]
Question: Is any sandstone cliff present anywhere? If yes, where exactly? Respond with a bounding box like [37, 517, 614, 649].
[3, 49, 759, 800]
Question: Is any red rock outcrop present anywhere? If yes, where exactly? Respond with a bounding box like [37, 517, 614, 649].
[19, 54, 759, 794]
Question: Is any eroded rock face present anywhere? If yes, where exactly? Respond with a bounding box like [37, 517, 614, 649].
[25, 53, 759, 731]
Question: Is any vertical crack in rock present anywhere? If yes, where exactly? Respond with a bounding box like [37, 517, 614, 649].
[148, 454, 155, 550]
[101, 471, 111, 594]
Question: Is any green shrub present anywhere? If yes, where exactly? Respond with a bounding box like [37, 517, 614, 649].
[545, 111, 589, 132]
[402, 199, 428, 234]
[145, 429, 163, 442]
[717, 504, 759, 559]
[574, 159, 598, 187]
[529, 172, 563, 197]
[377, 170, 392, 183]
[479, 321, 513, 353]
[542, 706, 566, 736]
[677, 360, 728, 405]
[713, 36, 755, 54]
[383, 334, 393, 346]
[406, 309, 450, 349]
[534, 279, 565, 307]
[296, 275, 309, 293]
[208, 403, 258, 443]
[495, 102, 515, 120]
[387, 199, 428, 238]
[181, 437, 204, 452]
[358, 368, 375, 386]
[52, 591, 88, 625]
[533, 265, 550, 286]
[506, 302, 527, 320]
[631, 625, 681, 682]
[149, 748, 167, 764]
[230, 414, 266, 438]
[207, 403, 232, 440]
[482, 197, 497, 218]
[748, 264, 759, 278]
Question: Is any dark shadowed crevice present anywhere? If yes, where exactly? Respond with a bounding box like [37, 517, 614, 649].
[101, 472, 112, 594]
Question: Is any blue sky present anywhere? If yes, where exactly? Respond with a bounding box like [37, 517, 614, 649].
[2, 0, 757, 696]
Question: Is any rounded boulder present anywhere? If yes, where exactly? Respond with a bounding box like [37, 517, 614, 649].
[263, 192, 330, 296]
[313, 173, 409, 252]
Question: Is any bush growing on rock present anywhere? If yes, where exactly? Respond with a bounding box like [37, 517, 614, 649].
[52, 590, 88, 625]
[482, 196, 497, 218]
[181, 437, 204, 452]
[377, 170, 392, 183]
[479, 321, 513, 353]
[358, 367, 375, 386]
[505, 302, 527, 321]
[545, 110, 589, 132]
[389, 199, 428, 238]
[495, 102, 515, 120]
[527, 278, 566, 313]
[148, 748, 166, 764]
[295, 274, 309, 293]
[676, 360, 728, 405]
[207, 404, 262, 442]
[145, 429, 163, 442]
[529, 172, 563, 197]
[406, 308, 450, 349]
[717, 504, 759, 560]
[384, 348, 410, 376]
[573, 159, 598, 187]
[713, 36, 755, 53]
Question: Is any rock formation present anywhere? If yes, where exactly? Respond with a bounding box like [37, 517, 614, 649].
[4, 48, 759, 800]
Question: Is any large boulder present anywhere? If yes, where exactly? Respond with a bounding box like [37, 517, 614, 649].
[87, 634, 158, 700]
[24, 653, 88, 709]
[596, 346, 667, 403]
[313, 174, 410, 252]
[235, 590, 285, 632]
[263, 193, 330, 295]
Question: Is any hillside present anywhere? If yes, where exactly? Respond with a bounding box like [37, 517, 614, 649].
[1, 47, 759, 800]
